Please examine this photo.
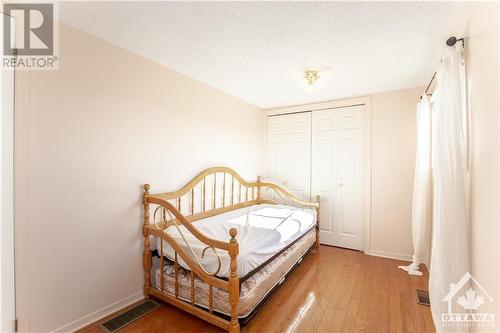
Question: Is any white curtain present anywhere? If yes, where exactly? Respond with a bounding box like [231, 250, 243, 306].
[429, 45, 468, 331]
[399, 95, 432, 276]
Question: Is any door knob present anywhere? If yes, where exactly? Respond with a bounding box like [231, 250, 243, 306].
[338, 182, 343, 187]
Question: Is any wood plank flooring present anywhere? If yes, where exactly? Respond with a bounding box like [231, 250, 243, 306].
[79, 245, 434, 333]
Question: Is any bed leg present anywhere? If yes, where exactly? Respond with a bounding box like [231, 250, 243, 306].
[144, 249, 152, 298]
[315, 195, 320, 253]
[228, 228, 240, 333]
[143, 184, 152, 298]
[229, 324, 240, 333]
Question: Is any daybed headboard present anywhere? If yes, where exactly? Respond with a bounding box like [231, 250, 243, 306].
[144, 166, 319, 224]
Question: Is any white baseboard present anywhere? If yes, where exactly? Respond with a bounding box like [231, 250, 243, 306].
[51, 291, 144, 333]
[368, 249, 412, 262]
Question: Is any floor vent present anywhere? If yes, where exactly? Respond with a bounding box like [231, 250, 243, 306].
[100, 300, 160, 332]
[417, 289, 430, 306]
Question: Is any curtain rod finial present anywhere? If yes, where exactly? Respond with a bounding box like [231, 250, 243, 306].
[446, 36, 464, 47]
[446, 36, 457, 46]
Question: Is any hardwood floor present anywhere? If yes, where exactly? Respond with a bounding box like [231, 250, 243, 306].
[79, 246, 434, 333]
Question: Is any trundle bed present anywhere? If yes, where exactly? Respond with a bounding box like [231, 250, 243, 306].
[143, 167, 320, 333]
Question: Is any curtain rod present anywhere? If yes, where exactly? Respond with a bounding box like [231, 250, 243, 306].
[422, 36, 465, 97]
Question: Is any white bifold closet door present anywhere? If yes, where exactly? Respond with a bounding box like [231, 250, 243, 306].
[267, 112, 311, 201]
[267, 105, 365, 250]
[312, 105, 365, 250]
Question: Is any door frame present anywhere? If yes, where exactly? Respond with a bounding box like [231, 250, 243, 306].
[1, 12, 16, 332]
[265, 96, 373, 254]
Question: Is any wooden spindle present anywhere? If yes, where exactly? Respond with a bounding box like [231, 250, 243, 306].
[143, 184, 152, 298]
[190, 188, 194, 215]
[209, 285, 214, 313]
[239, 184, 242, 203]
[202, 178, 206, 212]
[222, 172, 226, 207]
[177, 197, 181, 212]
[174, 251, 179, 298]
[213, 173, 217, 210]
[257, 176, 262, 203]
[191, 271, 195, 304]
[231, 175, 234, 205]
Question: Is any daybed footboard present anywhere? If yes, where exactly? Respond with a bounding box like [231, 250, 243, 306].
[143, 185, 240, 333]
[142, 167, 320, 333]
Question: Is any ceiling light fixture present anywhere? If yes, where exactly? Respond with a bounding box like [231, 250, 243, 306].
[302, 70, 322, 92]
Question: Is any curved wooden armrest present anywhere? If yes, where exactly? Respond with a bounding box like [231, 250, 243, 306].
[145, 196, 232, 251]
[260, 182, 320, 208]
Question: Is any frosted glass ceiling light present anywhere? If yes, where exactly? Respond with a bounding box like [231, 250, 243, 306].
[302, 70, 323, 92]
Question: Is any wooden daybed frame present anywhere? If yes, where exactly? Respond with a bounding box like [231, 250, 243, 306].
[142, 167, 320, 333]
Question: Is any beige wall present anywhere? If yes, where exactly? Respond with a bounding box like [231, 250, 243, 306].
[14, 24, 265, 332]
[456, 2, 500, 327]
[370, 87, 422, 260]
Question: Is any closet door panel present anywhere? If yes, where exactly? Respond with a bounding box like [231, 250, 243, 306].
[268, 118, 288, 182]
[312, 111, 338, 239]
[287, 121, 311, 200]
[338, 193, 356, 235]
[340, 107, 365, 246]
[318, 189, 335, 233]
[267, 113, 311, 201]
[312, 105, 365, 250]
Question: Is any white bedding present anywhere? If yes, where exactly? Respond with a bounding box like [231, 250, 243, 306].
[155, 204, 316, 278]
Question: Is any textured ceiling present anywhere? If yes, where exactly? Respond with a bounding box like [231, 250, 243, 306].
[59, 1, 465, 109]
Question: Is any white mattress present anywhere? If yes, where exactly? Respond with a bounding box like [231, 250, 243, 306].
[156, 204, 316, 278]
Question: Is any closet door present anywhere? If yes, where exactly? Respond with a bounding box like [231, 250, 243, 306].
[312, 106, 365, 250]
[267, 112, 311, 201]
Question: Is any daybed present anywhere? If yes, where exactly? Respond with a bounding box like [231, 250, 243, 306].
[142, 167, 320, 333]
